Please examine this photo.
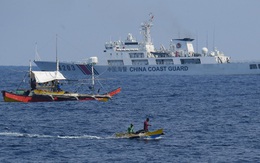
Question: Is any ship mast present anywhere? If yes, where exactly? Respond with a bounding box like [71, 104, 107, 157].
[141, 13, 155, 57]
[91, 63, 95, 94]
[29, 60, 32, 84]
[34, 42, 41, 61]
[141, 13, 154, 45]
[89, 57, 98, 95]
[56, 34, 59, 72]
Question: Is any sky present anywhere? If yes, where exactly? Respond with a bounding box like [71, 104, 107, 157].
[1, 0, 260, 66]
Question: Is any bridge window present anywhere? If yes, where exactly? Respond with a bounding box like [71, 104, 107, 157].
[250, 64, 257, 69]
[132, 59, 148, 65]
[108, 60, 124, 66]
[129, 53, 144, 58]
[180, 58, 201, 64]
[156, 59, 174, 65]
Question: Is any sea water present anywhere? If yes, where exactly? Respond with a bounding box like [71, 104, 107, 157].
[0, 66, 260, 162]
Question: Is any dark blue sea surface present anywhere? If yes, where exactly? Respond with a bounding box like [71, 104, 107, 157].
[0, 66, 260, 162]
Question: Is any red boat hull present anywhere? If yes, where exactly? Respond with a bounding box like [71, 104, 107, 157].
[1, 87, 121, 103]
[107, 87, 121, 96]
[2, 91, 54, 102]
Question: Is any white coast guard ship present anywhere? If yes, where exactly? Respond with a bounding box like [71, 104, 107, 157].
[34, 15, 260, 77]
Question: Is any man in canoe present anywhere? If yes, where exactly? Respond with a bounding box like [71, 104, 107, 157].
[127, 124, 134, 134]
[144, 118, 151, 132]
[131, 118, 152, 134]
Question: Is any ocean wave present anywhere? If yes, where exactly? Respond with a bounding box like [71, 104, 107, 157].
[0, 132, 104, 140]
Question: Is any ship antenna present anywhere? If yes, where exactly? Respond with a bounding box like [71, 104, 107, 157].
[149, 12, 154, 23]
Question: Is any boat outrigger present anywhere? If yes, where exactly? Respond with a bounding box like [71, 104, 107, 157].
[2, 58, 121, 102]
[115, 129, 164, 139]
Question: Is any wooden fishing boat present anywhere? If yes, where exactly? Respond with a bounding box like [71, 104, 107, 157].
[2, 59, 121, 102]
[115, 129, 164, 139]
[2, 87, 121, 102]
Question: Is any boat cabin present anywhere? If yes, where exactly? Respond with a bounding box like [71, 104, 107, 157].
[30, 71, 66, 92]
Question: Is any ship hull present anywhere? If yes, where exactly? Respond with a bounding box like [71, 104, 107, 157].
[34, 60, 260, 77]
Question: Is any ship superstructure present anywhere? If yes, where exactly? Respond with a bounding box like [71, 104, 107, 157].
[34, 14, 260, 76]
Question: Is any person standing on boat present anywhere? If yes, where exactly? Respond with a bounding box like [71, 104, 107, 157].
[128, 124, 134, 134]
[57, 81, 62, 91]
[30, 79, 36, 90]
[144, 118, 151, 132]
